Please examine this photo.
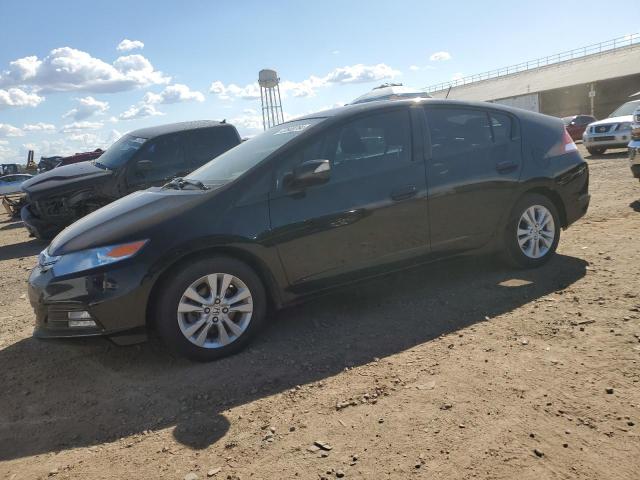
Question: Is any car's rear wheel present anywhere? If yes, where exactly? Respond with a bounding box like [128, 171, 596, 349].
[156, 256, 267, 361]
[502, 193, 560, 268]
[587, 147, 606, 155]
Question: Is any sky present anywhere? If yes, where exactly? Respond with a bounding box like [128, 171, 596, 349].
[0, 0, 638, 163]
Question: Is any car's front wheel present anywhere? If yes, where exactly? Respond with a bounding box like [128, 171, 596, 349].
[155, 256, 267, 361]
[503, 193, 560, 268]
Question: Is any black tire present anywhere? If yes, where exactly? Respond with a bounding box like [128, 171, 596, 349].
[587, 147, 606, 155]
[155, 255, 267, 361]
[502, 193, 561, 269]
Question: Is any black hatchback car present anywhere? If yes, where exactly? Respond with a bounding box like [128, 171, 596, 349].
[28, 99, 590, 360]
[21, 120, 241, 239]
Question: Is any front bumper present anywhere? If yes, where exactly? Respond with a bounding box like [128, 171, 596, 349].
[28, 259, 152, 341]
[21, 204, 64, 240]
[629, 140, 640, 179]
[583, 131, 631, 149]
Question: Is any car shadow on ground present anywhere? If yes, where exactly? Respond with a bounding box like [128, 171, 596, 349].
[0, 238, 45, 261]
[584, 149, 629, 160]
[630, 200, 640, 213]
[0, 220, 24, 231]
[0, 253, 587, 461]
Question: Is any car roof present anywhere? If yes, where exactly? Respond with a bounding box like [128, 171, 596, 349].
[291, 98, 532, 122]
[128, 120, 231, 139]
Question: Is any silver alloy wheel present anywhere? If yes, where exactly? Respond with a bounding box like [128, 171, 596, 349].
[177, 273, 253, 349]
[517, 205, 555, 259]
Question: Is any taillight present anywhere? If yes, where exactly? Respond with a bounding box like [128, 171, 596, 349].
[562, 129, 578, 153]
[547, 128, 579, 158]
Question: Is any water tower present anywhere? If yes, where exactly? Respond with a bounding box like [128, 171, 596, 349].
[258, 69, 284, 130]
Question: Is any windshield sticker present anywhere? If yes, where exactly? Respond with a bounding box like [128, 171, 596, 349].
[273, 124, 311, 135]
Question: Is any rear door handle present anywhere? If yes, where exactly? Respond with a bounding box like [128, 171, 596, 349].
[390, 185, 417, 201]
[496, 161, 518, 174]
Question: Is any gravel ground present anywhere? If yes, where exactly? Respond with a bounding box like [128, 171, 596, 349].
[0, 144, 639, 480]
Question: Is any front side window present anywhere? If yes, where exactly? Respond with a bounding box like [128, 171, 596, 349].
[277, 109, 412, 188]
[129, 134, 186, 184]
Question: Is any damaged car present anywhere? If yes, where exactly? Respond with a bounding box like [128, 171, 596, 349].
[21, 120, 241, 240]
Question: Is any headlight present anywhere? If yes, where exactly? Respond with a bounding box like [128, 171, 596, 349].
[40, 240, 148, 276]
[616, 122, 632, 131]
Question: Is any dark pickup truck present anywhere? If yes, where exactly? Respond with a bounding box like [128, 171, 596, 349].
[21, 120, 241, 240]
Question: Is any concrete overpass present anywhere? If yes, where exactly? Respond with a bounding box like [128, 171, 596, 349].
[425, 35, 640, 118]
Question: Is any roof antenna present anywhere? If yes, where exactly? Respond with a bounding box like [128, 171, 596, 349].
[445, 85, 452, 99]
[221, 119, 226, 124]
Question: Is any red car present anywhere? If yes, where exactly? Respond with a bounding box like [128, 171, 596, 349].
[563, 115, 596, 141]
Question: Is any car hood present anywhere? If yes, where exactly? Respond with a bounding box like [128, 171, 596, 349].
[589, 115, 633, 126]
[21, 161, 112, 200]
[48, 187, 210, 256]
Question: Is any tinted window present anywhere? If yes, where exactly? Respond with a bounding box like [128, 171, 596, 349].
[277, 109, 411, 187]
[426, 108, 492, 158]
[490, 112, 513, 143]
[131, 134, 186, 183]
[187, 127, 239, 168]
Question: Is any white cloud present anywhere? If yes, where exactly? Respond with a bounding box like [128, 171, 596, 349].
[0, 87, 44, 109]
[16, 128, 123, 161]
[144, 84, 205, 104]
[211, 63, 400, 101]
[325, 63, 400, 84]
[63, 95, 109, 121]
[409, 65, 420, 71]
[23, 122, 55, 132]
[117, 39, 145, 51]
[430, 51, 452, 61]
[0, 47, 169, 94]
[451, 72, 464, 81]
[60, 121, 104, 133]
[119, 103, 165, 120]
[230, 109, 264, 131]
[0, 142, 18, 162]
[0, 123, 24, 137]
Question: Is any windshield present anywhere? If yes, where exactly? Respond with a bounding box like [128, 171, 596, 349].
[188, 118, 325, 184]
[95, 135, 146, 169]
[562, 116, 576, 125]
[609, 101, 640, 118]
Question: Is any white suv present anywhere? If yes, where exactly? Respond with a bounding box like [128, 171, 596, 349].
[583, 100, 640, 155]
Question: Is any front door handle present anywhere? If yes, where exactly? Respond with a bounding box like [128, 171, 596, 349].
[390, 185, 417, 201]
[496, 161, 518, 174]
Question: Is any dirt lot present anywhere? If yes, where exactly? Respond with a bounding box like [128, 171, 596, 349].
[0, 145, 639, 480]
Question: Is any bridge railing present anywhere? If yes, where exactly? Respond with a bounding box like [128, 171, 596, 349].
[425, 33, 640, 94]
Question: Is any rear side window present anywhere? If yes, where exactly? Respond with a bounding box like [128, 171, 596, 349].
[187, 127, 239, 168]
[425, 108, 492, 158]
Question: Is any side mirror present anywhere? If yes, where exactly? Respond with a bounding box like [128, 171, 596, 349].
[286, 159, 331, 189]
[136, 159, 153, 172]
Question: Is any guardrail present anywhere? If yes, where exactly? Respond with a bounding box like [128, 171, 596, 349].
[425, 33, 640, 94]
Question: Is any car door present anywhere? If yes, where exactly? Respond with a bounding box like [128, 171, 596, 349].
[125, 133, 188, 192]
[269, 107, 430, 291]
[423, 106, 522, 252]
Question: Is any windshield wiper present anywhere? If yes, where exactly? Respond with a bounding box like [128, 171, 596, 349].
[94, 161, 110, 170]
[163, 177, 210, 191]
